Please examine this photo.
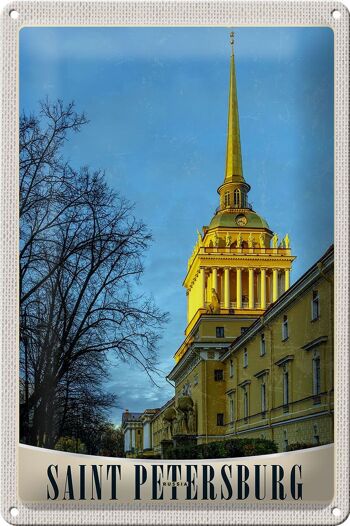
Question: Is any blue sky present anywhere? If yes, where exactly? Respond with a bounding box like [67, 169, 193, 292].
[20, 27, 334, 424]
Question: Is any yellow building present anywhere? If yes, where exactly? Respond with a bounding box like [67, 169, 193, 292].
[122, 34, 334, 457]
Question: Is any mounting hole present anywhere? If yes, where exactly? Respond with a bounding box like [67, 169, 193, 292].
[331, 9, 341, 19]
[9, 507, 19, 517]
[332, 507, 341, 517]
[9, 9, 19, 19]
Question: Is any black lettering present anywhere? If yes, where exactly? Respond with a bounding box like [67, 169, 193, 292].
[63, 465, 74, 500]
[202, 465, 217, 500]
[272, 465, 286, 500]
[134, 465, 147, 500]
[220, 465, 233, 500]
[91, 465, 102, 500]
[152, 465, 164, 500]
[254, 465, 266, 500]
[237, 465, 249, 500]
[47, 464, 59, 500]
[167, 465, 181, 500]
[107, 465, 121, 500]
[79, 465, 86, 500]
[290, 465, 302, 500]
[186, 465, 198, 500]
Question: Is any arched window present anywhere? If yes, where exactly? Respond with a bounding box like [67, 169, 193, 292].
[224, 191, 230, 207]
[233, 189, 240, 207]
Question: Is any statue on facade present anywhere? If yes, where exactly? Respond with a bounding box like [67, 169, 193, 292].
[187, 407, 197, 435]
[172, 417, 179, 436]
[248, 232, 254, 248]
[175, 408, 187, 435]
[259, 233, 265, 248]
[213, 232, 219, 248]
[182, 382, 191, 397]
[162, 419, 171, 440]
[225, 232, 232, 247]
[237, 232, 243, 248]
[207, 288, 220, 314]
[272, 232, 278, 248]
[284, 233, 290, 248]
[197, 229, 203, 247]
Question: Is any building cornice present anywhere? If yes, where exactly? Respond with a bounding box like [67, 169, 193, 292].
[168, 347, 200, 383]
[302, 336, 328, 351]
[275, 354, 294, 367]
[254, 368, 270, 378]
[238, 379, 251, 388]
[170, 340, 232, 383]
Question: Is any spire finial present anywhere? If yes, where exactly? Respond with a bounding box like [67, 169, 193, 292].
[230, 31, 234, 55]
[223, 30, 245, 184]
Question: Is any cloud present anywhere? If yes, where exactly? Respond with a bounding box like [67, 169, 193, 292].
[108, 364, 174, 425]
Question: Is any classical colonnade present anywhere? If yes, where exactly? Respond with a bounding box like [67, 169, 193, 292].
[199, 266, 290, 310]
[124, 421, 152, 453]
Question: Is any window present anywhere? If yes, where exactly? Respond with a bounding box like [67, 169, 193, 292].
[260, 333, 266, 356]
[217, 413, 224, 426]
[229, 395, 234, 422]
[233, 188, 240, 207]
[243, 348, 248, 368]
[261, 382, 267, 413]
[243, 388, 249, 419]
[283, 370, 289, 408]
[137, 430, 141, 435]
[229, 359, 234, 377]
[224, 191, 230, 207]
[214, 369, 224, 382]
[283, 430, 288, 451]
[282, 315, 289, 340]
[313, 355, 321, 398]
[311, 290, 320, 320]
[216, 326, 225, 338]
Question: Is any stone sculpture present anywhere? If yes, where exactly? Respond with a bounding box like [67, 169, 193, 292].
[259, 233, 265, 248]
[272, 232, 278, 248]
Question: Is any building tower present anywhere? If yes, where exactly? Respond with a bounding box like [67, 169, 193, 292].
[174, 33, 295, 364]
[123, 34, 334, 458]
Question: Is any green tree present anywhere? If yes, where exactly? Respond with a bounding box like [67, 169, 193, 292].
[98, 424, 125, 457]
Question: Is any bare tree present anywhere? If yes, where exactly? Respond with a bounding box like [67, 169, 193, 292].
[20, 100, 168, 448]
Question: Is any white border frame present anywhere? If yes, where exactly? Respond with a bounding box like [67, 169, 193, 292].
[0, 1, 349, 524]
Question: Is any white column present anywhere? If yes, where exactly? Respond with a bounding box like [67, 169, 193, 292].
[143, 421, 151, 450]
[284, 269, 290, 291]
[260, 268, 266, 309]
[236, 268, 242, 309]
[248, 268, 254, 309]
[212, 268, 218, 292]
[272, 269, 279, 302]
[224, 268, 230, 309]
[124, 428, 131, 452]
[131, 428, 136, 449]
[200, 268, 206, 308]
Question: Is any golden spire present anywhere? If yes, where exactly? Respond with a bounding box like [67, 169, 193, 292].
[225, 31, 244, 183]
